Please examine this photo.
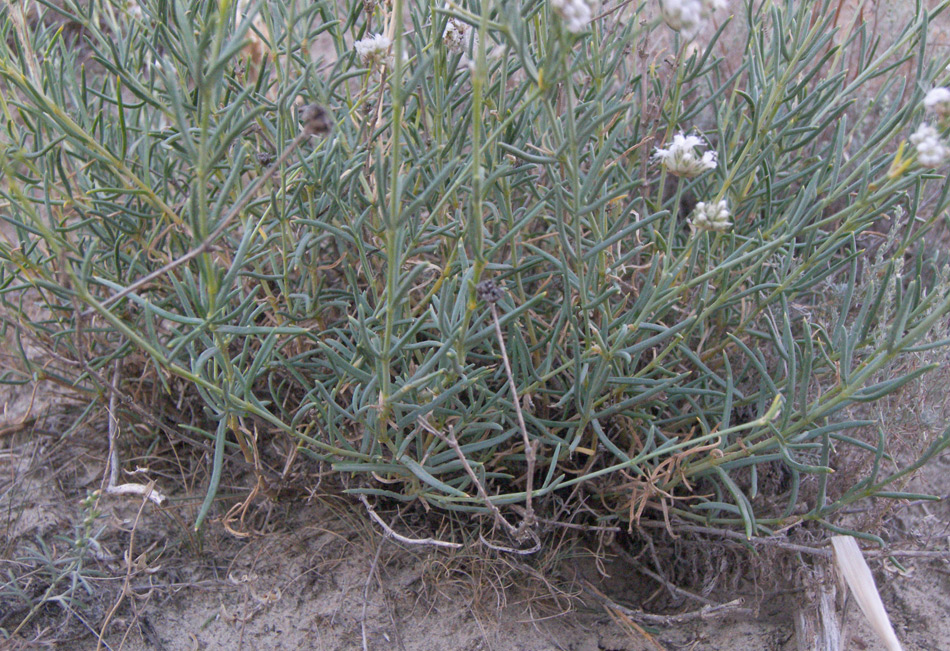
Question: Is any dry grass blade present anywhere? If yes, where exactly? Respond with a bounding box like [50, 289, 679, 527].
[830, 536, 902, 651]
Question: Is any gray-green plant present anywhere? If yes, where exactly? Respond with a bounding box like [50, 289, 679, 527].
[0, 493, 108, 638]
[1, 0, 949, 546]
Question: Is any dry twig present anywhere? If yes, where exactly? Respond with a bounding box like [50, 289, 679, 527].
[360, 538, 387, 651]
[100, 359, 167, 506]
[479, 280, 537, 535]
[97, 481, 155, 650]
[417, 418, 511, 528]
[579, 578, 752, 626]
[359, 494, 462, 549]
[610, 542, 720, 607]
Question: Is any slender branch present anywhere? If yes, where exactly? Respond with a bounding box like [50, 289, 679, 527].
[579, 579, 752, 625]
[540, 518, 949, 561]
[359, 495, 462, 549]
[479, 531, 541, 556]
[418, 417, 520, 538]
[636, 520, 835, 558]
[360, 538, 386, 651]
[488, 295, 536, 529]
[101, 359, 167, 506]
[97, 481, 154, 650]
[611, 543, 719, 606]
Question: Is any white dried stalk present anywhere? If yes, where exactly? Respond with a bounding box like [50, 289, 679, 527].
[104, 359, 167, 506]
[359, 495, 462, 549]
[830, 536, 902, 651]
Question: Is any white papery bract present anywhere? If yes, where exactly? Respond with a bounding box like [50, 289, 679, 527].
[551, 0, 598, 34]
[443, 17, 473, 54]
[659, 0, 727, 39]
[653, 132, 718, 177]
[125, 0, 143, 19]
[924, 87, 950, 119]
[691, 200, 732, 232]
[354, 33, 393, 66]
[659, 0, 704, 37]
[910, 123, 950, 167]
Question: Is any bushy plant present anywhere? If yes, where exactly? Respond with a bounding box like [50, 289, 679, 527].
[1, 0, 949, 547]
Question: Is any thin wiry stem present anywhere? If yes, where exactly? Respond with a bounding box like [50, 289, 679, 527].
[491, 302, 537, 532]
[359, 495, 462, 549]
[418, 417, 521, 538]
[101, 358, 166, 507]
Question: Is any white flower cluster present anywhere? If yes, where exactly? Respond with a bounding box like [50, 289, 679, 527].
[690, 200, 732, 232]
[653, 132, 717, 178]
[551, 0, 598, 34]
[924, 87, 950, 120]
[354, 33, 393, 67]
[659, 0, 726, 40]
[902, 87, 950, 168]
[910, 124, 950, 168]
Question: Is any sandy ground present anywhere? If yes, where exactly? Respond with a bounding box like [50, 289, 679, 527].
[1, 396, 948, 650]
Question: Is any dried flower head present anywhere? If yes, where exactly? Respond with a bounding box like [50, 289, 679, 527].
[354, 33, 392, 67]
[551, 0, 598, 34]
[653, 132, 718, 178]
[443, 16, 474, 54]
[910, 123, 949, 167]
[690, 199, 732, 232]
[476, 279, 504, 303]
[300, 104, 332, 136]
[924, 87, 950, 120]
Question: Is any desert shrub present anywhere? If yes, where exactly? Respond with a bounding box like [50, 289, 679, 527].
[1, 0, 949, 547]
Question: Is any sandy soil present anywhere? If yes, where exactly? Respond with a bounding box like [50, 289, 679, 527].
[1, 372, 949, 650]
